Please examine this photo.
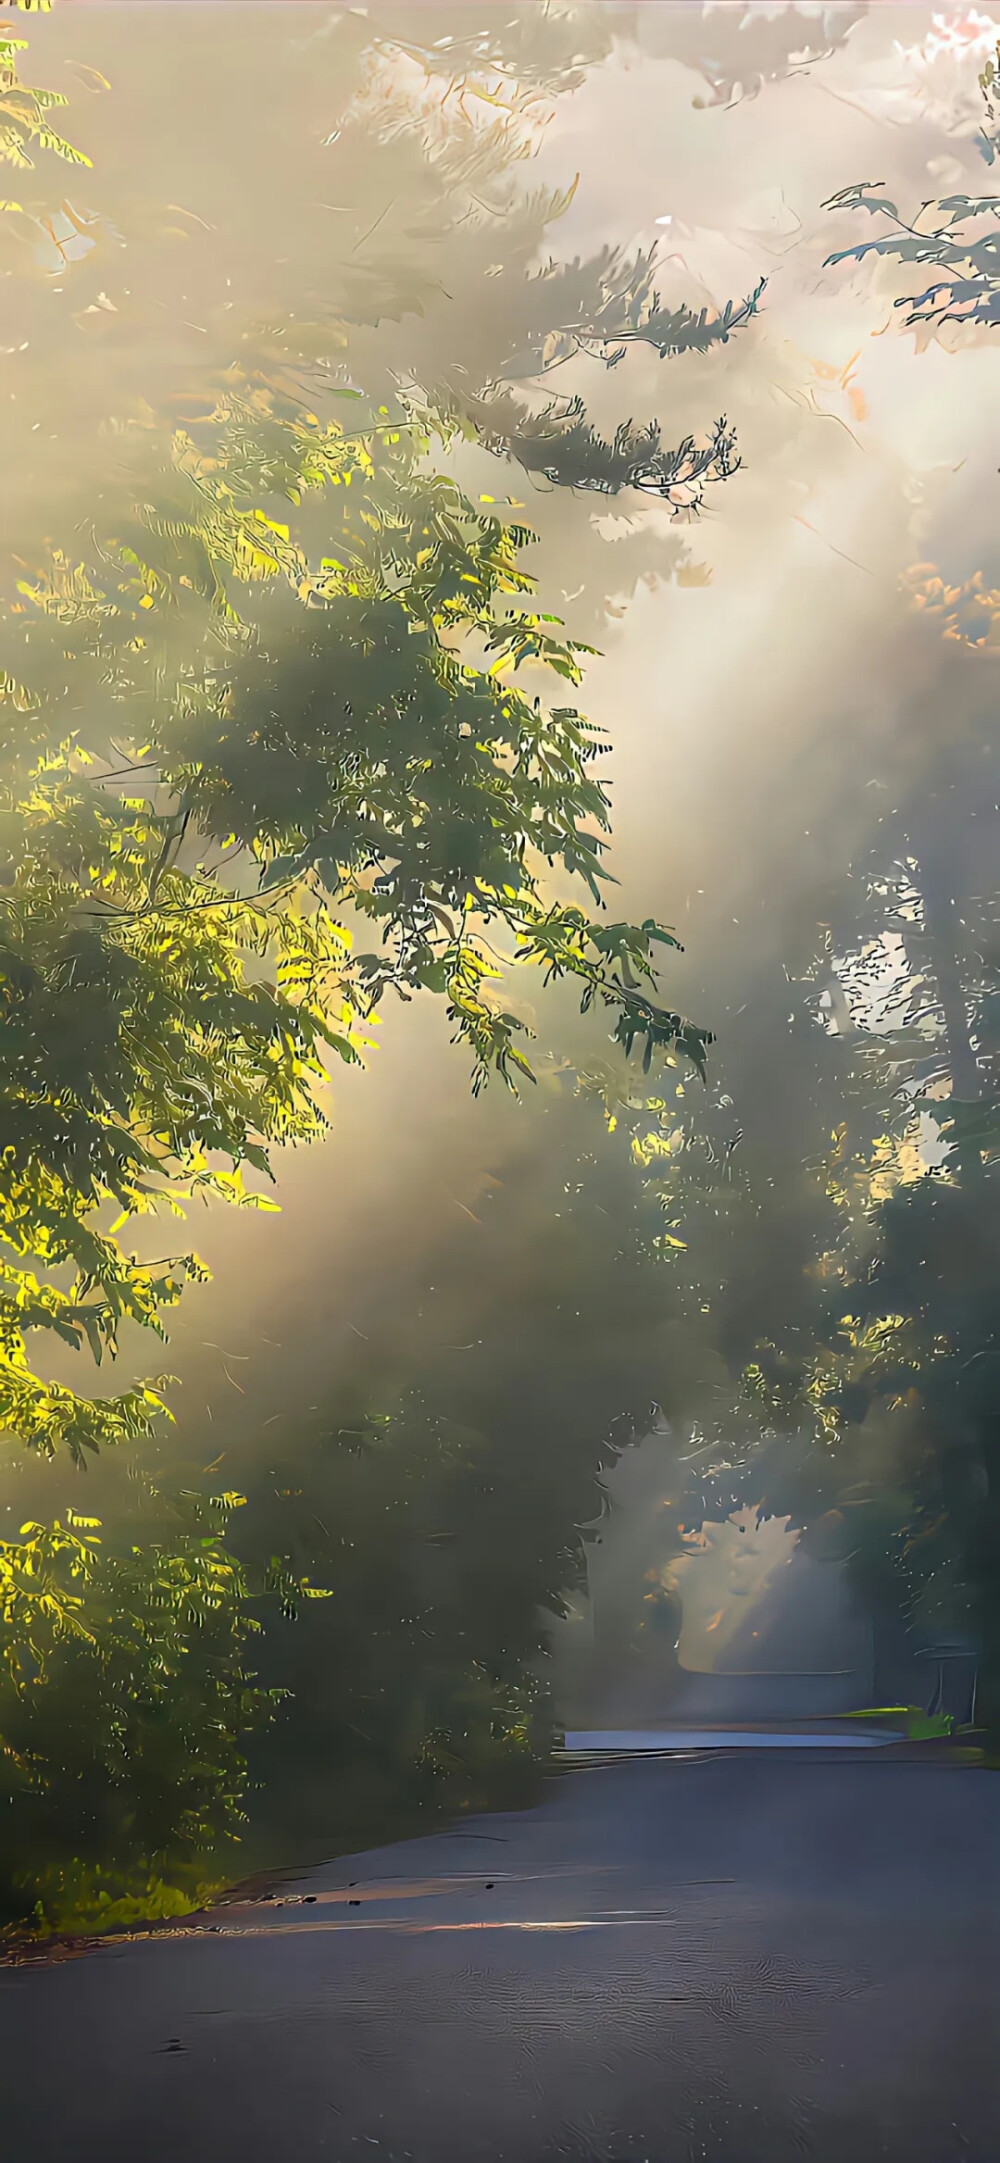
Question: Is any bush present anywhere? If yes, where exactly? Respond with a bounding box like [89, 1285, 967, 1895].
[0, 1508, 271, 1932]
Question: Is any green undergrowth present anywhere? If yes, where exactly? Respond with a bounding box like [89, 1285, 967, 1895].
[1, 1861, 231, 1944]
[843, 1707, 959, 1741]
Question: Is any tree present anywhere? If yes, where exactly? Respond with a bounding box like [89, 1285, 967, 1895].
[751, 598, 1000, 1719]
[225, 1069, 683, 1856]
[637, 2, 867, 112]
[824, 176, 1000, 337]
[0, 380, 713, 1464]
[720, 52, 1000, 1726]
[822, 47, 1000, 341]
[652, 572, 1000, 1731]
[0, 6, 761, 624]
[0, 19, 87, 220]
[0, 14, 732, 1476]
[0, 8, 756, 1928]
[0, 1494, 278, 1932]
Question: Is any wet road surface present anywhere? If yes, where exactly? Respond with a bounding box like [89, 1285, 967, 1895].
[2, 1755, 997, 2162]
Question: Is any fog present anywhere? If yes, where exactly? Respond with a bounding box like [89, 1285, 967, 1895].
[2, 1, 998, 1783]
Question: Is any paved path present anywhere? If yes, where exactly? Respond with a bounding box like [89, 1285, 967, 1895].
[2, 1756, 997, 2162]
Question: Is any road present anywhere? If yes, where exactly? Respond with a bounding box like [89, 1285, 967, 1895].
[1, 1754, 997, 2162]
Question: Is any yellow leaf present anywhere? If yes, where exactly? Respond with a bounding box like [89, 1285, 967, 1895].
[253, 510, 289, 541]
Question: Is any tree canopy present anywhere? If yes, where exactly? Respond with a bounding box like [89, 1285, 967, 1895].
[0, 5, 756, 1932]
[824, 46, 1000, 340]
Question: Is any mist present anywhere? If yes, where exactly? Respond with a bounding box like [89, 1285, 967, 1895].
[2, 1, 998, 1870]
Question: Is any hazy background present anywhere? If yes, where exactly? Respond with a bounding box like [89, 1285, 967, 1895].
[3, 2, 997, 1740]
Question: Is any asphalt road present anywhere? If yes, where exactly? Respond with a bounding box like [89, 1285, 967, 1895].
[2, 1755, 997, 2162]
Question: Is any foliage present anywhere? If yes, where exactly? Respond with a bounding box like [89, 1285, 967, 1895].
[730, 1164, 1000, 1674]
[487, 246, 766, 376]
[0, 7, 740, 1930]
[0, 367, 713, 1909]
[436, 254, 763, 509]
[824, 59, 1000, 338]
[222, 1073, 680, 1854]
[0, 24, 89, 229]
[0, 707, 359, 1462]
[455, 390, 740, 508]
[245, 1402, 552, 1848]
[672, 553, 1000, 1712]
[360, 1, 628, 104]
[0, 298, 712, 1478]
[843, 1705, 955, 1740]
[824, 178, 1000, 334]
[287, 20, 765, 509]
[352, 2, 865, 122]
[0, 1494, 274, 1930]
[978, 39, 1000, 165]
[904, 562, 1000, 652]
[646, 3, 866, 112]
[426, 241, 762, 511]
